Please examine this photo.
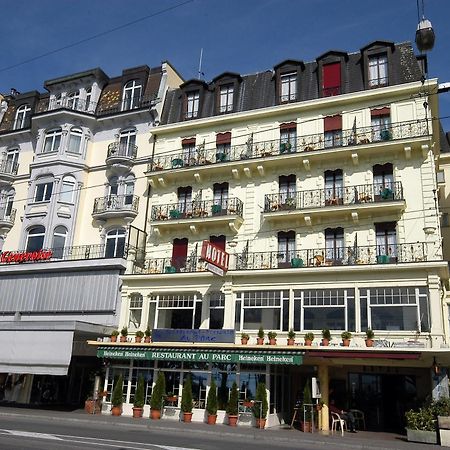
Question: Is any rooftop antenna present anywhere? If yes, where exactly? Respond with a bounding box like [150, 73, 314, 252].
[197, 48, 204, 80]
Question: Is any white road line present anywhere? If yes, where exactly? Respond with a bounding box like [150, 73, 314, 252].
[2, 430, 63, 440]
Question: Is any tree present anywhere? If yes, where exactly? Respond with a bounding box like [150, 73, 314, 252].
[111, 374, 123, 407]
[253, 382, 268, 419]
[206, 378, 218, 416]
[150, 372, 166, 410]
[303, 379, 313, 421]
[226, 382, 239, 416]
[134, 375, 145, 408]
[181, 374, 193, 413]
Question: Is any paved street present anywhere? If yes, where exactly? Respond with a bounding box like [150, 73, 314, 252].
[0, 406, 442, 450]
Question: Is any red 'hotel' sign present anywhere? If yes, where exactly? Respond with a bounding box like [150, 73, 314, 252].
[0, 250, 53, 264]
[200, 241, 229, 276]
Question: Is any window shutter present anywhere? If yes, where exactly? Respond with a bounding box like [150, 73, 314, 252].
[324, 115, 342, 131]
[216, 132, 231, 145]
[182, 137, 196, 146]
[280, 122, 297, 130]
[171, 238, 188, 269]
[323, 63, 341, 89]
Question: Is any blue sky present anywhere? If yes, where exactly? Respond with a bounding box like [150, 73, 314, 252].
[1, 0, 449, 127]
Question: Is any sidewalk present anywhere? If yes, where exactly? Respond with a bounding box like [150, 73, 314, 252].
[0, 406, 442, 450]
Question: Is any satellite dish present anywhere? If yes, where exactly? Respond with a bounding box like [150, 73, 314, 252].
[416, 18, 435, 52]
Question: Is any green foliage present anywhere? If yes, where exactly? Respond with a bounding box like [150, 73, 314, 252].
[303, 380, 313, 421]
[253, 382, 268, 419]
[120, 327, 128, 337]
[322, 329, 331, 340]
[341, 331, 352, 340]
[304, 332, 314, 341]
[181, 374, 193, 413]
[135, 330, 144, 338]
[257, 326, 265, 339]
[226, 382, 239, 416]
[365, 328, 375, 339]
[241, 332, 249, 340]
[150, 372, 166, 410]
[111, 330, 119, 337]
[405, 398, 450, 431]
[268, 331, 277, 339]
[288, 328, 296, 339]
[111, 374, 123, 407]
[145, 327, 152, 337]
[206, 378, 218, 416]
[134, 375, 145, 408]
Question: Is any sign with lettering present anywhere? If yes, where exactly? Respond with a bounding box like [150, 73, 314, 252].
[152, 328, 235, 343]
[97, 348, 302, 365]
[200, 240, 229, 275]
[0, 249, 53, 264]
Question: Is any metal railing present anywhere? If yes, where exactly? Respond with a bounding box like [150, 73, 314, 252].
[0, 208, 16, 224]
[151, 198, 243, 222]
[97, 94, 157, 116]
[264, 182, 404, 212]
[133, 255, 205, 274]
[147, 119, 429, 172]
[0, 159, 19, 176]
[107, 142, 138, 159]
[43, 98, 97, 114]
[93, 195, 139, 215]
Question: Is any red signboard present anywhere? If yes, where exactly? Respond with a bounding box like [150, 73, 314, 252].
[201, 240, 229, 275]
[0, 250, 53, 264]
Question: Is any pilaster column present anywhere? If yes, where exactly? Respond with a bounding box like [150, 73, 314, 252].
[318, 364, 329, 431]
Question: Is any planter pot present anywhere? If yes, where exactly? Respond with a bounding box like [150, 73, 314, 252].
[132, 407, 143, 418]
[287, 338, 295, 346]
[111, 406, 122, 416]
[84, 399, 101, 414]
[207, 414, 217, 425]
[243, 401, 254, 408]
[301, 421, 312, 432]
[110, 335, 117, 343]
[166, 396, 178, 403]
[342, 339, 351, 347]
[120, 336, 127, 343]
[144, 336, 152, 343]
[150, 409, 161, 420]
[291, 258, 303, 268]
[135, 336, 142, 343]
[269, 338, 277, 345]
[365, 339, 374, 347]
[257, 338, 264, 345]
[256, 418, 267, 429]
[228, 415, 238, 426]
[406, 428, 437, 444]
[304, 339, 312, 346]
[183, 412, 193, 423]
[321, 338, 330, 346]
[241, 338, 248, 345]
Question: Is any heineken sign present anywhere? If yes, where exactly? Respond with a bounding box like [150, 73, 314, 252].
[97, 348, 302, 365]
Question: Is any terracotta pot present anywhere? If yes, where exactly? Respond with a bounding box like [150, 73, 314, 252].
[241, 338, 248, 345]
[144, 336, 152, 343]
[257, 337, 264, 345]
[183, 412, 193, 423]
[301, 421, 312, 432]
[342, 339, 351, 347]
[256, 418, 266, 429]
[321, 338, 329, 346]
[365, 338, 374, 347]
[150, 408, 161, 420]
[132, 407, 143, 418]
[304, 339, 312, 346]
[269, 338, 277, 345]
[207, 414, 217, 425]
[228, 415, 238, 426]
[85, 399, 101, 414]
[110, 335, 117, 343]
[135, 336, 142, 343]
[166, 396, 178, 403]
[287, 338, 295, 346]
[111, 406, 122, 416]
[120, 336, 127, 343]
[243, 401, 254, 408]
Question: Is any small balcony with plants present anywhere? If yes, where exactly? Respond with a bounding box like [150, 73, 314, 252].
[105, 142, 138, 173]
[92, 195, 139, 221]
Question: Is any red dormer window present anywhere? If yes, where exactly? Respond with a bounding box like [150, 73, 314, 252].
[322, 62, 341, 97]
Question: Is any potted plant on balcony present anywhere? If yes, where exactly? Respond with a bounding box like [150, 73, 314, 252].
[111, 330, 119, 343]
[169, 208, 181, 219]
[241, 332, 249, 345]
[322, 329, 331, 346]
[206, 378, 218, 425]
[120, 327, 128, 343]
[226, 382, 239, 426]
[111, 374, 123, 416]
[132, 375, 145, 418]
[365, 329, 375, 347]
[181, 374, 193, 422]
[268, 331, 277, 345]
[135, 330, 144, 343]
[253, 382, 268, 429]
[341, 331, 352, 347]
[144, 327, 152, 343]
[150, 372, 165, 420]
[304, 332, 314, 346]
[211, 203, 222, 215]
[257, 326, 265, 345]
[287, 328, 296, 345]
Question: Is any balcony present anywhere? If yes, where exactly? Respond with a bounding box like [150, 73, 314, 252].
[97, 95, 157, 117]
[0, 159, 19, 185]
[38, 98, 97, 115]
[151, 198, 244, 234]
[92, 195, 139, 222]
[146, 120, 429, 184]
[0, 208, 16, 232]
[263, 182, 405, 224]
[105, 142, 138, 174]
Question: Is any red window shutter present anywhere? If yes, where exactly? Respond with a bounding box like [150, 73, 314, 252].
[323, 63, 341, 95]
[182, 137, 196, 146]
[216, 132, 231, 145]
[171, 238, 188, 269]
[280, 122, 297, 130]
[324, 115, 342, 131]
[210, 235, 226, 251]
[371, 107, 391, 117]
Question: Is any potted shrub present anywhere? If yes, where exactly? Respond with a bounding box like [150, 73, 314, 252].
[111, 330, 119, 343]
[133, 375, 145, 418]
[268, 331, 277, 345]
[120, 327, 128, 343]
[135, 330, 144, 343]
[301, 380, 313, 432]
[144, 327, 152, 343]
[226, 382, 239, 426]
[111, 374, 123, 416]
[241, 332, 249, 345]
[405, 405, 438, 444]
[287, 328, 296, 345]
[322, 329, 331, 346]
[206, 378, 218, 425]
[257, 326, 265, 345]
[150, 372, 165, 419]
[181, 374, 193, 422]
[365, 329, 375, 347]
[304, 332, 314, 346]
[253, 382, 268, 429]
[341, 331, 352, 347]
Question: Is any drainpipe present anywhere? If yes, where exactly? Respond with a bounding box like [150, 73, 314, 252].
[143, 133, 156, 237]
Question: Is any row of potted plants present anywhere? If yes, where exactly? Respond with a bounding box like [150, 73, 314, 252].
[240, 327, 376, 347]
[110, 327, 152, 343]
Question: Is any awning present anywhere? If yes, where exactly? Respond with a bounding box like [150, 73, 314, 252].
[97, 347, 303, 366]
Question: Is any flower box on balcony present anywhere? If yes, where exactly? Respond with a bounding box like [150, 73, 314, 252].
[171, 158, 183, 168]
[211, 204, 222, 215]
[377, 255, 390, 264]
[169, 209, 181, 219]
[216, 152, 227, 162]
[165, 266, 177, 273]
[291, 258, 303, 268]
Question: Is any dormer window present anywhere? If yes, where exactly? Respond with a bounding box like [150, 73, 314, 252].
[14, 104, 31, 130]
[322, 62, 341, 97]
[280, 73, 297, 102]
[67, 91, 80, 110]
[85, 88, 92, 111]
[368, 54, 388, 87]
[186, 91, 200, 119]
[122, 80, 142, 111]
[219, 84, 234, 113]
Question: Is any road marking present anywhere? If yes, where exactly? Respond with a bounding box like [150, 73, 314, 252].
[2, 430, 63, 440]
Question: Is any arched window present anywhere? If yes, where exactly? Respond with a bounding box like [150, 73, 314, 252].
[68, 127, 82, 153]
[60, 176, 76, 203]
[67, 91, 80, 110]
[122, 80, 142, 111]
[52, 226, 67, 258]
[26, 225, 45, 252]
[43, 128, 62, 153]
[119, 128, 137, 157]
[105, 229, 126, 258]
[14, 104, 31, 130]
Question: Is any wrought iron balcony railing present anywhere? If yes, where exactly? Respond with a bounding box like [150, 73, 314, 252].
[133, 255, 204, 274]
[93, 195, 139, 215]
[0, 159, 19, 176]
[264, 182, 404, 212]
[43, 98, 97, 114]
[0, 208, 16, 225]
[151, 198, 244, 222]
[97, 94, 157, 116]
[107, 142, 138, 159]
[147, 119, 429, 172]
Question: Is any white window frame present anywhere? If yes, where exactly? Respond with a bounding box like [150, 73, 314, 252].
[59, 177, 76, 203]
[67, 91, 80, 110]
[67, 127, 83, 154]
[122, 80, 142, 111]
[14, 104, 31, 130]
[219, 84, 233, 113]
[280, 72, 297, 102]
[26, 226, 46, 252]
[43, 128, 62, 153]
[186, 91, 199, 119]
[6, 148, 19, 173]
[128, 293, 144, 329]
[368, 54, 388, 87]
[104, 228, 126, 258]
[119, 129, 137, 157]
[34, 182, 53, 202]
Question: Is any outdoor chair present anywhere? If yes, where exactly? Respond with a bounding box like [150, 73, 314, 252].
[350, 409, 366, 430]
[331, 411, 347, 436]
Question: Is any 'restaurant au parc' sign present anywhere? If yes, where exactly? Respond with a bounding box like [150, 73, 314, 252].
[0, 250, 53, 264]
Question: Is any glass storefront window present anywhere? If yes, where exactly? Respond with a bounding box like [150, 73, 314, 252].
[185, 372, 208, 408]
[211, 363, 237, 410]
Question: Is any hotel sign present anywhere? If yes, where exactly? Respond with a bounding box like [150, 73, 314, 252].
[0, 249, 53, 264]
[97, 348, 302, 365]
[200, 240, 229, 276]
